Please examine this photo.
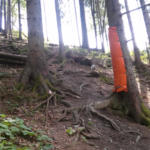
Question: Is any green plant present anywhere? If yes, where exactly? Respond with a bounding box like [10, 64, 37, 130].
[87, 121, 92, 125]
[0, 114, 53, 149]
[66, 127, 75, 135]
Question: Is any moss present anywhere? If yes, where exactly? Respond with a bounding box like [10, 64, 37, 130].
[141, 113, 150, 126]
[33, 76, 41, 92]
[40, 93, 49, 100]
[110, 99, 122, 110]
[15, 83, 25, 90]
[99, 75, 111, 84]
[141, 103, 150, 118]
[55, 94, 60, 100]
[60, 58, 67, 67]
[107, 108, 124, 117]
[124, 107, 130, 115]
[45, 79, 51, 88]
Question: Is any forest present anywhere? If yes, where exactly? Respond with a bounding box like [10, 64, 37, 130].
[0, 0, 150, 149]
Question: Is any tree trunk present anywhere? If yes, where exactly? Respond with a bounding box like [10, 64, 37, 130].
[18, 0, 22, 40]
[68, 0, 75, 47]
[18, 0, 56, 93]
[7, 0, 12, 40]
[79, 0, 89, 49]
[139, 0, 150, 45]
[124, 0, 142, 68]
[4, 0, 7, 38]
[54, 0, 65, 61]
[0, 0, 3, 32]
[106, 0, 150, 125]
[96, 0, 105, 53]
[74, 0, 81, 46]
[90, 0, 97, 49]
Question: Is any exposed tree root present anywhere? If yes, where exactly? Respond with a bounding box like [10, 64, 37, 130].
[123, 130, 142, 143]
[89, 106, 120, 131]
[80, 83, 93, 91]
[59, 99, 72, 107]
[35, 92, 55, 110]
[45, 92, 56, 125]
[62, 89, 82, 98]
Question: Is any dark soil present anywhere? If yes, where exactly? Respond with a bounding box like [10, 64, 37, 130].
[0, 42, 150, 150]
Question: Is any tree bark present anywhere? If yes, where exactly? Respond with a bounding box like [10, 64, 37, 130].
[18, 0, 56, 92]
[90, 0, 97, 49]
[106, 0, 146, 124]
[139, 0, 150, 45]
[4, 0, 7, 38]
[74, 0, 81, 46]
[0, 0, 3, 32]
[54, 0, 65, 61]
[79, 0, 89, 49]
[7, 0, 12, 40]
[124, 0, 142, 68]
[18, 0, 22, 40]
[96, 0, 105, 53]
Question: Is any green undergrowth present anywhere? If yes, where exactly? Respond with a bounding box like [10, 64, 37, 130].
[0, 114, 53, 150]
[141, 103, 150, 126]
[99, 74, 111, 84]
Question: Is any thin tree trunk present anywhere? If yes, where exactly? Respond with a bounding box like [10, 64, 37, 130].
[18, 0, 22, 40]
[79, 0, 89, 49]
[7, 0, 12, 41]
[4, 0, 6, 38]
[54, 0, 65, 61]
[90, 0, 97, 49]
[68, 0, 75, 47]
[139, 0, 150, 45]
[43, 0, 49, 42]
[0, 0, 3, 32]
[124, 0, 142, 68]
[106, 0, 143, 123]
[74, 0, 81, 46]
[96, 0, 105, 53]
[136, 0, 150, 64]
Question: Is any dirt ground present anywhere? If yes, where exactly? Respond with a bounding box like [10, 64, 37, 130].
[0, 42, 150, 150]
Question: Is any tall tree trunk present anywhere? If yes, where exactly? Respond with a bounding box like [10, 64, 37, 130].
[67, 0, 75, 47]
[124, 0, 142, 68]
[79, 0, 89, 49]
[4, 0, 6, 37]
[136, 0, 150, 64]
[139, 0, 150, 45]
[18, 0, 22, 40]
[96, 0, 105, 53]
[7, 0, 12, 40]
[0, 0, 3, 32]
[90, 0, 97, 49]
[106, 0, 150, 124]
[54, 0, 65, 61]
[74, 0, 81, 46]
[18, 0, 56, 92]
[43, 0, 49, 42]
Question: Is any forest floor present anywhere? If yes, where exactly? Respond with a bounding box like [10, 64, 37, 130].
[0, 38, 150, 150]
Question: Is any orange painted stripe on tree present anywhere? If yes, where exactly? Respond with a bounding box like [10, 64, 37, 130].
[108, 27, 128, 92]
